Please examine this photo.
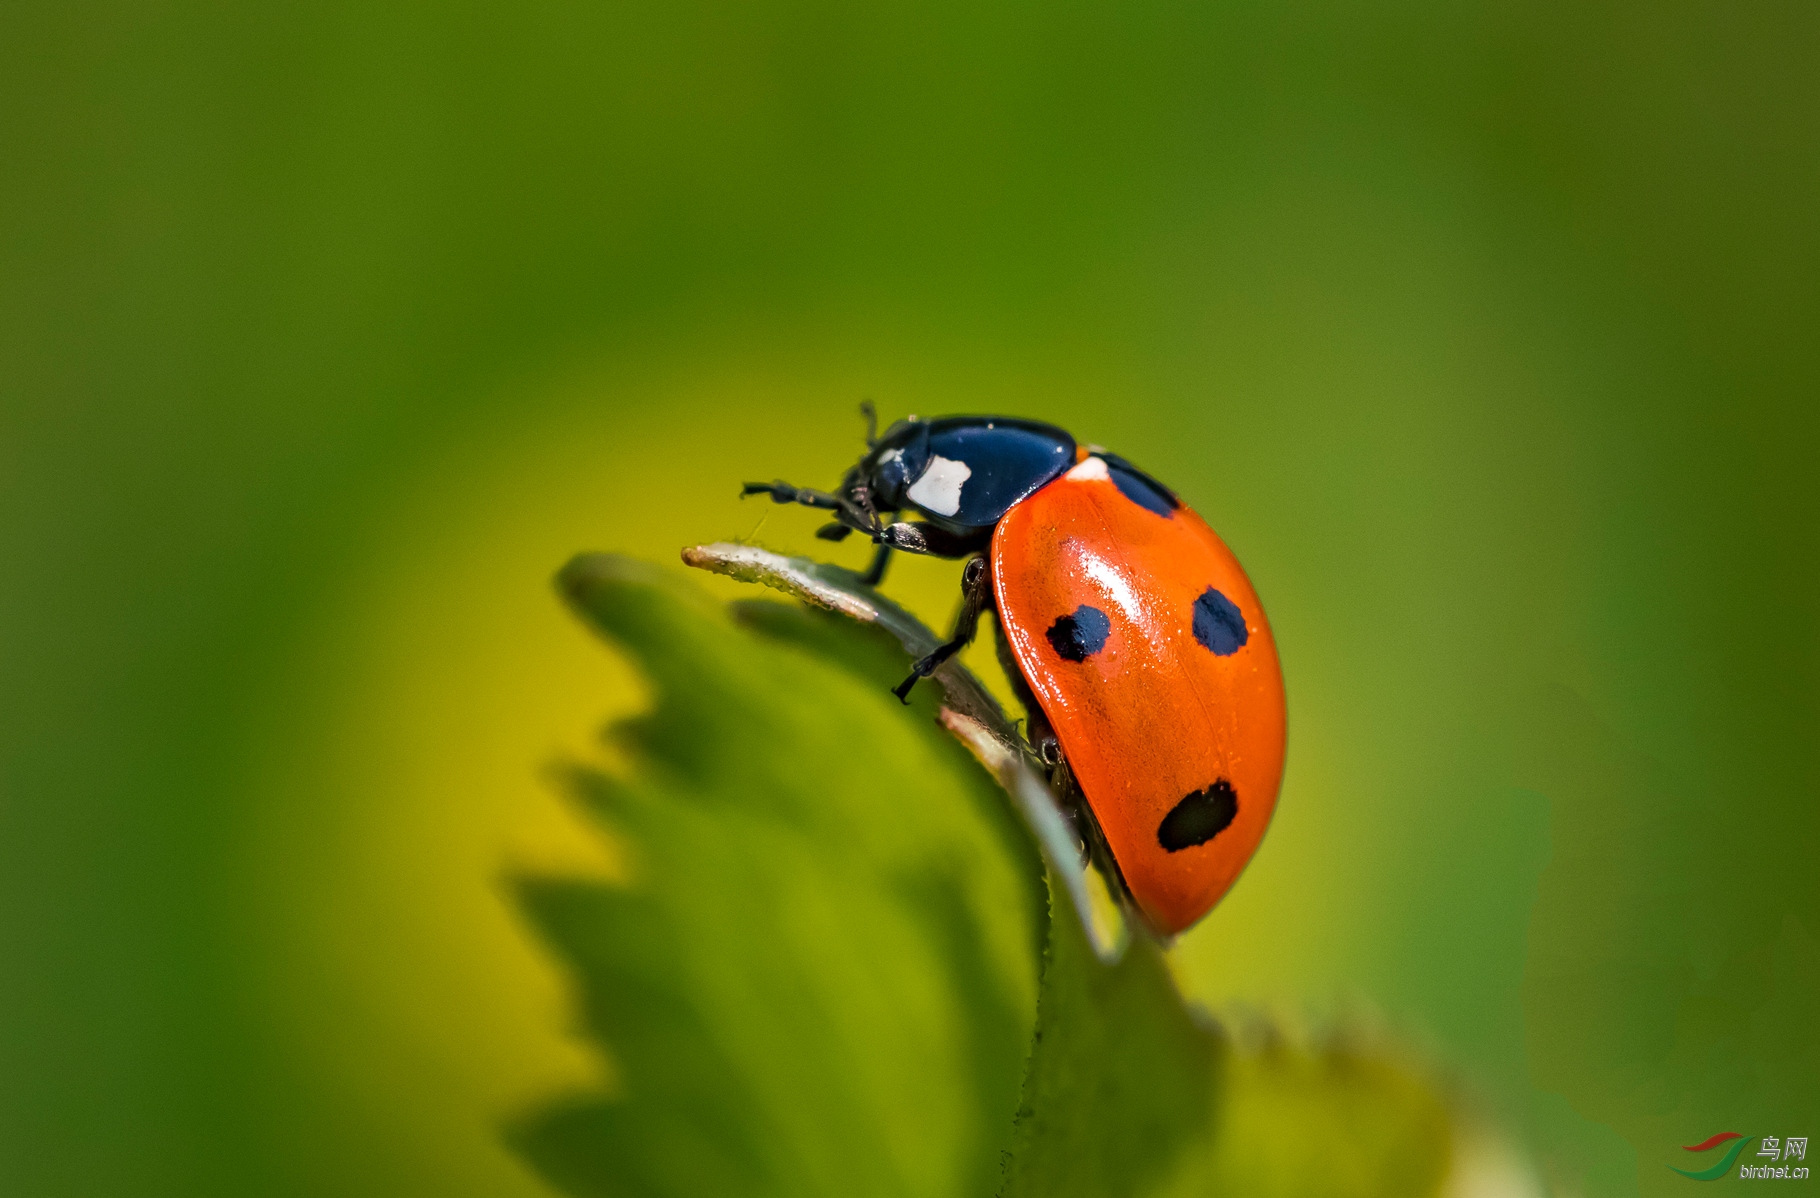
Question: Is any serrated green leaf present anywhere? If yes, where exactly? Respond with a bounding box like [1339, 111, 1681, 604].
[513, 549, 1461, 1198]
[511, 554, 1042, 1198]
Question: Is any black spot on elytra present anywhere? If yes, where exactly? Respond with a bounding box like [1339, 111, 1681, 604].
[1045, 605, 1111, 662]
[1104, 456, 1178, 517]
[1158, 781, 1238, 851]
[1191, 588, 1248, 656]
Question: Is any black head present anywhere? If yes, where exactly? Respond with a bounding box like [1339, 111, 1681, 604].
[854, 415, 1077, 533]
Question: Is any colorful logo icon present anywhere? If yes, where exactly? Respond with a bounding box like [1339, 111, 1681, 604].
[1672, 1133, 1810, 1180]
[1671, 1133, 1752, 1181]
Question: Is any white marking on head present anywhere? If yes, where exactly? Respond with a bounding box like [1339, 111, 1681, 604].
[1065, 455, 1111, 482]
[878, 447, 902, 463]
[906, 454, 972, 516]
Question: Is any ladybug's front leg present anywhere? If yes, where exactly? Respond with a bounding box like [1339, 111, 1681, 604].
[893, 556, 992, 703]
[740, 478, 885, 541]
[740, 479, 852, 515]
[859, 542, 893, 587]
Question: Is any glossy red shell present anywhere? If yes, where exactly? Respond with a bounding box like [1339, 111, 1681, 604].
[991, 456, 1287, 935]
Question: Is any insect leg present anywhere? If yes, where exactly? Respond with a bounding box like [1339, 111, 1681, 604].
[877, 521, 990, 558]
[893, 556, 991, 702]
[741, 480, 844, 510]
[860, 542, 892, 586]
[742, 479, 883, 539]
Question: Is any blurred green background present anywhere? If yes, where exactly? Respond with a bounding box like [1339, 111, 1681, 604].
[3, 0, 1815, 1194]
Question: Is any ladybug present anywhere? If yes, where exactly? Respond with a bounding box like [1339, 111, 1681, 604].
[743, 407, 1286, 936]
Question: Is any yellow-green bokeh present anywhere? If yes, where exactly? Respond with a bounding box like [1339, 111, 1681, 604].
[4, 1, 1814, 1195]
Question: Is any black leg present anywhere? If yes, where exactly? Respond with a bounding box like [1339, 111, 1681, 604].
[742, 479, 883, 541]
[894, 556, 992, 702]
[860, 542, 892, 586]
[739, 479, 967, 565]
[741, 479, 844, 511]
[876, 521, 991, 558]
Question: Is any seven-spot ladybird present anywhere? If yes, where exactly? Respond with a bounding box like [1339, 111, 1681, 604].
[743, 407, 1285, 935]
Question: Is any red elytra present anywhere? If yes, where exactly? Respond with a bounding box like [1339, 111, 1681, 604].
[992, 454, 1286, 936]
